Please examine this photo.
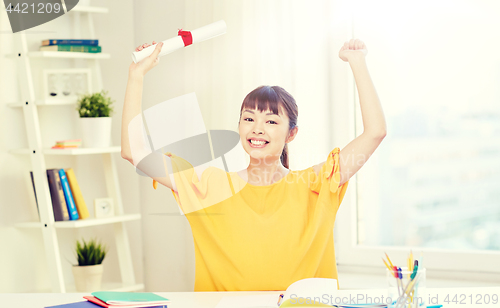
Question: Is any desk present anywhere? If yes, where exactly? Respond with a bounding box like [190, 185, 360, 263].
[1, 287, 499, 308]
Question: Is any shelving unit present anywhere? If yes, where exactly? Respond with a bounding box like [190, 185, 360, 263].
[8, 98, 84, 107]
[15, 214, 142, 229]
[9, 146, 121, 155]
[10, 4, 143, 293]
[27, 51, 111, 59]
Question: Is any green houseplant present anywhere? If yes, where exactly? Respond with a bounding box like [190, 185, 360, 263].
[72, 238, 108, 292]
[76, 90, 115, 148]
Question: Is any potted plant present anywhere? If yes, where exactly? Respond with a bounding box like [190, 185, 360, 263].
[72, 238, 108, 292]
[76, 90, 115, 148]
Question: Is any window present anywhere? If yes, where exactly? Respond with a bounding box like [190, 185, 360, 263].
[335, 0, 500, 278]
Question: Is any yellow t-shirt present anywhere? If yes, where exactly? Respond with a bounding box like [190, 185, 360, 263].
[153, 147, 349, 291]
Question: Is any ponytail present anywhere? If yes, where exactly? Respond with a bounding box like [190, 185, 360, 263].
[280, 143, 289, 169]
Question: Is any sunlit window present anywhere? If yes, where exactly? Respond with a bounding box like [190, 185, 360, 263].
[354, 0, 500, 251]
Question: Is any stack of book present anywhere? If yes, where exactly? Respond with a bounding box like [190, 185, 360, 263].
[46, 291, 170, 308]
[51, 139, 82, 149]
[39, 39, 102, 53]
[84, 292, 170, 307]
[30, 168, 90, 222]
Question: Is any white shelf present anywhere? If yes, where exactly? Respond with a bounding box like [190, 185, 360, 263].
[74, 282, 144, 292]
[8, 98, 78, 107]
[27, 51, 110, 59]
[9, 146, 121, 155]
[70, 6, 109, 14]
[6, 52, 109, 59]
[15, 214, 141, 229]
[36, 282, 144, 293]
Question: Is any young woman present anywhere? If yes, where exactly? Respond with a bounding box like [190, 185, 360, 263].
[121, 39, 386, 291]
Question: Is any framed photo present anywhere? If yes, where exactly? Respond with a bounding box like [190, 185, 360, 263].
[42, 68, 92, 101]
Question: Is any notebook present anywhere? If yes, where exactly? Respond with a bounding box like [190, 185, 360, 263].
[46, 301, 101, 308]
[90, 292, 169, 307]
[84, 296, 167, 308]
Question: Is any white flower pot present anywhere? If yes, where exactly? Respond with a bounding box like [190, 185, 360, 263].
[72, 264, 104, 292]
[80, 117, 112, 148]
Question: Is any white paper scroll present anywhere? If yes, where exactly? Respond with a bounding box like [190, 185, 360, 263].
[131, 20, 227, 63]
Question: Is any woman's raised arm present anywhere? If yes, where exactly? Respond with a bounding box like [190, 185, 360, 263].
[312, 39, 387, 186]
[121, 41, 176, 191]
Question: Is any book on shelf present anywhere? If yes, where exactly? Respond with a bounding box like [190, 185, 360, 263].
[29, 171, 40, 217]
[31, 169, 90, 222]
[51, 139, 82, 149]
[42, 39, 98, 46]
[46, 169, 70, 221]
[39, 45, 102, 53]
[58, 169, 79, 220]
[51, 145, 79, 149]
[65, 168, 90, 220]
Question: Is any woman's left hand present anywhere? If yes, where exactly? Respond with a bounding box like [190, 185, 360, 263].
[339, 39, 368, 62]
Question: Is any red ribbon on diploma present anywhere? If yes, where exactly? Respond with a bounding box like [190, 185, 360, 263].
[178, 29, 193, 46]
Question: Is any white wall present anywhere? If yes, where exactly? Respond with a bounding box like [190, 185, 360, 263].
[0, 0, 143, 292]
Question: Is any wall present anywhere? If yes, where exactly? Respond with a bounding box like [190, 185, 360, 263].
[0, 0, 143, 292]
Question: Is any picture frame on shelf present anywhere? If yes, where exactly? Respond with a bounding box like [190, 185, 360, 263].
[42, 68, 92, 102]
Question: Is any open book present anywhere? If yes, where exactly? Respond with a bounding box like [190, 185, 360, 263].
[216, 277, 336, 307]
[215, 278, 388, 308]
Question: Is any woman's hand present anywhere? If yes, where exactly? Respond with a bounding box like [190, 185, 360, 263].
[129, 41, 164, 78]
[339, 39, 368, 62]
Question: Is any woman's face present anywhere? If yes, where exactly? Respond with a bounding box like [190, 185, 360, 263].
[238, 106, 291, 162]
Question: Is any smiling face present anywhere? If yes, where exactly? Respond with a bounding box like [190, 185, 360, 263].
[238, 106, 292, 162]
[237, 85, 299, 169]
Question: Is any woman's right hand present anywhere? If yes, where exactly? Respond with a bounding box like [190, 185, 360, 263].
[129, 41, 164, 78]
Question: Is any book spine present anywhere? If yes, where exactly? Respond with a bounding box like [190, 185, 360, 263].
[46, 169, 70, 221]
[65, 168, 90, 219]
[29, 171, 40, 219]
[42, 39, 99, 46]
[59, 169, 79, 220]
[41, 45, 102, 53]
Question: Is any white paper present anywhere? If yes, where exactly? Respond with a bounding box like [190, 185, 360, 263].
[282, 278, 338, 305]
[215, 278, 338, 308]
[215, 294, 278, 308]
[131, 20, 227, 63]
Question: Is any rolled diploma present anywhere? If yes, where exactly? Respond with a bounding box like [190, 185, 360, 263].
[131, 20, 227, 63]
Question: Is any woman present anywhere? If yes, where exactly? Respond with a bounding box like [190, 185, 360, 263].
[121, 39, 386, 291]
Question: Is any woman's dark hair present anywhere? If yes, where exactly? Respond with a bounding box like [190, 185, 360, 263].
[238, 85, 298, 169]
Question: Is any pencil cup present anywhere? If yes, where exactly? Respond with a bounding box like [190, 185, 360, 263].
[386, 267, 426, 308]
